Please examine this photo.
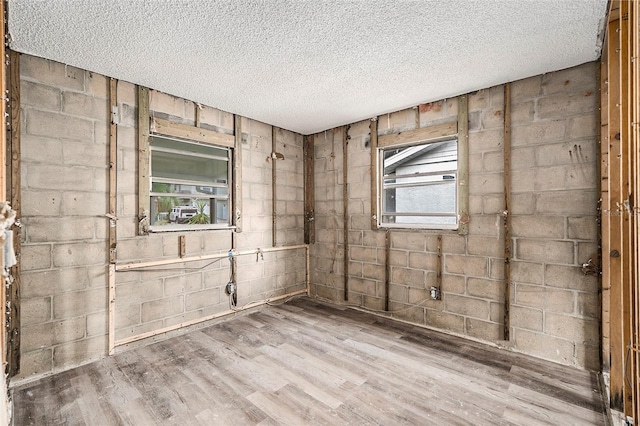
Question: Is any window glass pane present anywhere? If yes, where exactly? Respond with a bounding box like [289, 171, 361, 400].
[151, 197, 226, 227]
[151, 182, 229, 197]
[151, 136, 228, 158]
[151, 150, 228, 184]
[381, 138, 458, 228]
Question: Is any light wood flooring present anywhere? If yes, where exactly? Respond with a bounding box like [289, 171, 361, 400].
[12, 297, 608, 425]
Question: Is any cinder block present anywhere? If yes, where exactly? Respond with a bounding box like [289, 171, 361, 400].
[510, 305, 543, 332]
[445, 294, 490, 320]
[510, 101, 535, 124]
[391, 267, 425, 288]
[21, 81, 61, 111]
[116, 279, 163, 305]
[536, 188, 597, 216]
[362, 263, 384, 281]
[544, 312, 598, 345]
[545, 288, 575, 314]
[466, 277, 502, 300]
[185, 289, 220, 311]
[469, 89, 489, 110]
[510, 147, 536, 170]
[542, 62, 596, 94]
[54, 316, 86, 344]
[566, 164, 598, 190]
[444, 255, 487, 277]
[468, 129, 503, 154]
[510, 169, 536, 193]
[511, 216, 565, 239]
[469, 172, 504, 195]
[53, 288, 107, 319]
[568, 114, 597, 139]
[511, 121, 566, 147]
[466, 318, 501, 341]
[21, 244, 52, 271]
[389, 249, 408, 267]
[21, 56, 85, 91]
[18, 348, 53, 378]
[441, 234, 466, 254]
[489, 258, 505, 280]
[535, 141, 596, 168]
[24, 216, 95, 243]
[536, 91, 596, 121]
[426, 309, 465, 333]
[53, 242, 107, 268]
[22, 267, 89, 298]
[467, 236, 503, 257]
[481, 106, 506, 130]
[85, 71, 108, 98]
[510, 193, 536, 214]
[467, 215, 504, 238]
[511, 75, 543, 101]
[116, 237, 164, 262]
[63, 91, 108, 121]
[86, 311, 107, 337]
[391, 303, 425, 325]
[388, 284, 408, 303]
[149, 90, 187, 119]
[164, 274, 203, 296]
[513, 329, 574, 366]
[514, 283, 544, 308]
[53, 335, 106, 369]
[515, 239, 574, 265]
[62, 191, 108, 216]
[141, 295, 184, 322]
[545, 264, 597, 292]
[575, 344, 600, 371]
[21, 296, 52, 326]
[21, 322, 54, 352]
[22, 190, 62, 216]
[408, 252, 436, 270]
[576, 292, 598, 319]
[26, 164, 94, 192]
[442, 274, 465, 294]
[27, 109, 93, 142]
[391, 233, 426, 251]
[62, 140, 108, 167]
[349, 277, 376, 295]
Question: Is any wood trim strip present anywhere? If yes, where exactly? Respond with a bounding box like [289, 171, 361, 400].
[150, 117, 234, 148]
[457, 95, 469, 236]
[272, 126, 277, 247]
[343, 125, 350, 301]
[303, 134, 315, 244]
[109, 78, 118, 264]
[137, 86, 150, 235]
[377, 121, 457, 148]
[370, 118, 379, 230]
[233, 114, 242, 232]
[384, 229, 390, 311]
[503, 83, 512, 342]
[7, 49, 20, 377]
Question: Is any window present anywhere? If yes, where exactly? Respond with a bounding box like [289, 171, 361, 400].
[379, 138, 458, 229]
[149, 135, 231, 230]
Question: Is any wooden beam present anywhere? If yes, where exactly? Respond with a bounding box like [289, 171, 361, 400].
[272, 126, 277, 247]
[108, 78, 117, 264]
[137, 86, 150, 235]
[150, 117, 234, 148]
[233, 114, 242, 232]
[503, 83, 512, 342]
[370, 118, 379, 230]
[377, 121, 457, 148]
[343, 125, 350, 301]
[303, 134, 315, 244]
[384, 229, 390, 311]
[6, 49, 20, 377]
[457, 95, 469, 236]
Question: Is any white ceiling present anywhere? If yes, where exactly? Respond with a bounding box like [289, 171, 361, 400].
[8, 1, 607, 135]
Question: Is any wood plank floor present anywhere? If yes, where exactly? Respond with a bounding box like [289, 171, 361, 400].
[12, 297, 608, 425]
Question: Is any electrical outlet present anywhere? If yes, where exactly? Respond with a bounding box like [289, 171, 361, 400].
[225, 281, 236, 295]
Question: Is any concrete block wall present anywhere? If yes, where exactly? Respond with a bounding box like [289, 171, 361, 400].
[18, 55, 306, 379]
[310, 62, 600, 369]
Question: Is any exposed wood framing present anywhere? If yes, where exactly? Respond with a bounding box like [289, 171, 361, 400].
[195, 104, 201, 127]
[233, 115, 242, 232]
[303, 134, 315, 244]
[0, 0, 5, 372]
[137, 86, 150, 235]
[414, 107, 420, 130]
[436, 234, 442, 291]
[370, 118, 379, 230]
[272, 126, 277, 247]
[107, 77, 118, 355]
[457, 95, 469, 236]
[343, 125, 350, 301]
[109, 78, 118, 264]
[150, 117, 234, 148]
[377, 121, 456, 148]
[602, 0, 640, 419]
[179, 235, 186, 258]
[6, 49, 20, 377]
[384, 229, 390, 311]
[503, 83, 512, 342]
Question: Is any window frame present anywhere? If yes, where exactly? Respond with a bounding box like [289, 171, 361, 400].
[378, 136, 459, 230]
[148, 134, 233, 231]
[371, 113, 468, 234]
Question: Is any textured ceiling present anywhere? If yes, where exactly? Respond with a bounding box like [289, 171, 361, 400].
[8, 1, 607, 135]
